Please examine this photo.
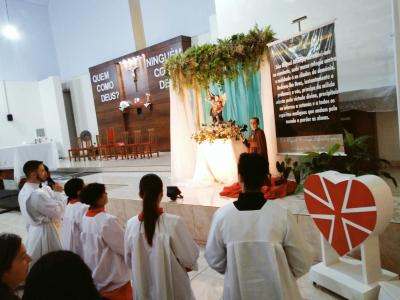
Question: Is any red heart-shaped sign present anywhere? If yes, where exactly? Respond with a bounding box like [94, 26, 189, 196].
[304, 173, 377, 256]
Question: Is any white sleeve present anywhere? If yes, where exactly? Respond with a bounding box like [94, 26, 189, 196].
[103, 216, 126, 257]
[283, 210, 314, 278]
[124, 221, 133, 267]
[170, 217, 199, 271]
[30, 190, 65, 219]
[205, 211, 227, 274]
[42, 186, 68, 205]
[53, 191, 68, 205]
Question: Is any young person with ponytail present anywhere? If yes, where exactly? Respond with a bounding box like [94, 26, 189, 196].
[79, 183, 132, 300]
[124, 174, 199, 300]
[61, 178, 87, 255]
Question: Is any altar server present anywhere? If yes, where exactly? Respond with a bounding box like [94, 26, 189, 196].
[61, 178, 87, 255]
[205, 153, 314, 300]
[80, 183, 132, 300]
[125, 174, 199, 300]
[18, 161, 65, 267]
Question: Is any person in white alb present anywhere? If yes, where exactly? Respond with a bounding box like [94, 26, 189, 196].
[17, 160, 66, 268]
[80, 183, 132, 300]
[124, 174, 199, 300]
[61, 178, 87, 255]
[205, 153, 314, 300]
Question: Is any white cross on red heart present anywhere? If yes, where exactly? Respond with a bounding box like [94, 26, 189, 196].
[304, 171, 392, 256]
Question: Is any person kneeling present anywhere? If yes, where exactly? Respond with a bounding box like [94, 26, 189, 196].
[205, 153, 314, 300]
[80, 183, 132, 300]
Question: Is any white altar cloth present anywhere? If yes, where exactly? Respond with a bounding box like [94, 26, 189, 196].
[0, 142, 59, 180]
[192, 139, 246, 186]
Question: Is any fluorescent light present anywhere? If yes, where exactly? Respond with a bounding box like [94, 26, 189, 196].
[2, 24, 19, 40]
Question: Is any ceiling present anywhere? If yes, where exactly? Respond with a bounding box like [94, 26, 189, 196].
[21, 0, 50, 6]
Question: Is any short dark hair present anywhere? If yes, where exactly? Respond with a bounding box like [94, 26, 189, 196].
[23, 251, 101, 300]
[64, 178, 85, 202]
[0, 233, 22, 279]
[238, 153, 268, 189]
[80, 183, 106, 207]
[251, 117, 260, 125]
[23, 160, 43, 177]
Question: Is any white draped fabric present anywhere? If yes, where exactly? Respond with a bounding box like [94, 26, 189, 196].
[260, 54, 279, 177]
[0, 142, 59, 180]
[170, 85, 198, 182]
[170, 54, 279, 182]
[192, 139, 246, 186]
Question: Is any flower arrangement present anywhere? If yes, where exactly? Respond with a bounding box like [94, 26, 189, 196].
[192, 121, 247, 144]
[119, 100, 132, 113]
[118, 93, 152, 113]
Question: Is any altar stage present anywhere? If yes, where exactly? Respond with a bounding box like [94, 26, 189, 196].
[54, 153, 400, 276]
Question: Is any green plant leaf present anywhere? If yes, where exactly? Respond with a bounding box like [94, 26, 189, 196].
[353, 135, 370, 145]
[328, 144, 340, 155]
[165, 25, 275, 91]
[343, 129, 354, 146]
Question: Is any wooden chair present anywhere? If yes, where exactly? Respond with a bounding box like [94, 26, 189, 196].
[68, 147, 81, 162]
[96, 134, 108, 160]
[133, 130, 145, 159]
[68, 136, 96, 161]
[105, 128, 126, 160]
[143, 128, 159, 158]
[78, 137, 98, 161]
[121, 132, 135, 159]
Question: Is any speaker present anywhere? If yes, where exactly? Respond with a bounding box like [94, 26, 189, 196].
[6, 114, 13, 121]
[166, 186, 183, 201]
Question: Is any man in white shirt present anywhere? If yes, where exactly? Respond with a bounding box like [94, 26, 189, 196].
[205, 153, 314, 300]
[18, 160, 65, 267]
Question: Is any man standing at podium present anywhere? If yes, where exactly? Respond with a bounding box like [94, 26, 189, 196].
[242, 117, 269, 164]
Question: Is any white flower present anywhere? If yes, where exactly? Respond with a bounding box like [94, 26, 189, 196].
[119, 100, 132, 112]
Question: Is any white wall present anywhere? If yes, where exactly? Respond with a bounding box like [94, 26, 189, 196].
[215, 0, 395, 92]
[0, 0, 60, 80]
[140, 0, 215, 46]
[0, 81, 45, 146]
[376, 112, 400, 162]
[0, 78, 71, 158]
[48, 0, 136, 80]
[38, 76, 70, 157]
[63, 73, 99, 138]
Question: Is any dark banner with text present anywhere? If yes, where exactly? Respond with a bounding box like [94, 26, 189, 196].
[268, 22, 343, 153]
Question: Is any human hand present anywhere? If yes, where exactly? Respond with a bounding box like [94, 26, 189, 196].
[53, 183, 64, 193]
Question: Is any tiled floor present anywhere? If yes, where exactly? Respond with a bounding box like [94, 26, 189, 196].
[0, 211, 343, 299]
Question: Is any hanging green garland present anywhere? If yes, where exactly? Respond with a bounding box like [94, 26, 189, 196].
[165, 25, 275, 92]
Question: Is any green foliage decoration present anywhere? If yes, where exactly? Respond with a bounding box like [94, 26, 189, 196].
[291, 129, 398, 192]
[165, 25, 275, 92]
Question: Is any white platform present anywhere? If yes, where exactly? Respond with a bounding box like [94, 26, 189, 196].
[311, 259, 398, 300]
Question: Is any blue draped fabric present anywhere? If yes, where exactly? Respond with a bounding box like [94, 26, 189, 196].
[201, 70, 264, 130]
